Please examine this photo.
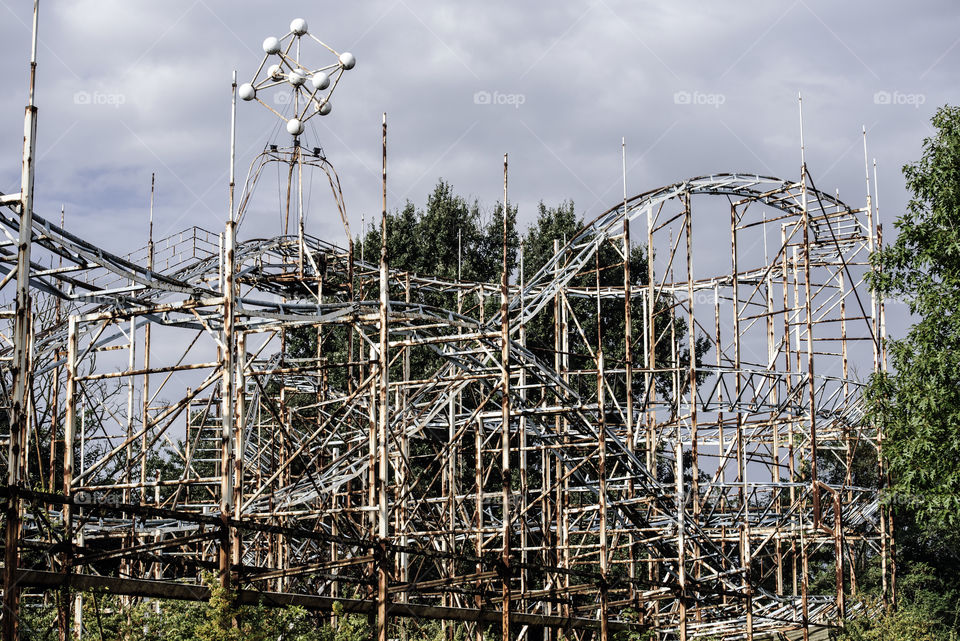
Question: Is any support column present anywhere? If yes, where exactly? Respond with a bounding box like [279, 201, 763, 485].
[595, 252, 609, 641]
[500, 153, 512, 641]
[4, 5, 40, 639]
[219, 219, 237, 588]
[730, 203, 752, 641]
[376, 112, 390, 641]
[683, 193, 697, 634]
[59, 317, 78, 641]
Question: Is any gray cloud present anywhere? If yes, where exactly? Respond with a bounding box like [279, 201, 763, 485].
[0, 0, 956, 342]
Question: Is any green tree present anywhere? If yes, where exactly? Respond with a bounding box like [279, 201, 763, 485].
[862, 104, 960, 635]
[21, 574, 364, 641]
[869, 105, 960, 528]
[358, 180, 518, 285]
[833, 601, 950, 641]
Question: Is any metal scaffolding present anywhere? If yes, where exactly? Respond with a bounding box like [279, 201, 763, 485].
[0, 7, 891, 641]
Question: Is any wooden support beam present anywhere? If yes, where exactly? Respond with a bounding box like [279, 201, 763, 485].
[15, 571, 646, 634]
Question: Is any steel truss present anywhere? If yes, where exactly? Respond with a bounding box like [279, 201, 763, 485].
[0, 149, 891, 641]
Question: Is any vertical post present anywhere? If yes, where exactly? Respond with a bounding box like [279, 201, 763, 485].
[518, 241, 528, 616]
[376, 112, 390, 641]
[730, 203, 752, 641]
[551, 238, 563, 637]
[445, 236, 464, 641]
[234, 331, 245, 569]
[644, 203, 657, 628]
[875, 218, 896, 608]
[862, 128, 878, 371]
[621, 144, 637, 608]
[769, 270, 784, 596]
[60, 317, 78, 641]
[475, 415, 484, 641]
[834, 489, 845, 620]
[800, 515, 810, 641]
[874, 160, 887, 367]
[444, 387, 455, 641]
[500, 153, 512, 641]
[864, 138, 891, 611]
[51, 203, 64, 637]
[5, 4, 40, 639]
[123, 315, 136, 611]
[782, 226, 798, 601]
[675, 344, 687, 641]
[645, 200, 655, 414]
[714, 282, 724, 492]
[799, 95, 820, 526]
[229, 71, 237, 223]
[218, 69, 239, 590]
[556, 239, 571, 626]
[399, 274, 410, 604]
[596, 253, 609, 641]
[74, 396, 85, 641]
[683, 192, 698, 633]
[220, 218, 236, 588]
[142, 175, 154, 494]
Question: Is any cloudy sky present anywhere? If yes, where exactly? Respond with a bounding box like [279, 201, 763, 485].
[0, 1, 957, 305]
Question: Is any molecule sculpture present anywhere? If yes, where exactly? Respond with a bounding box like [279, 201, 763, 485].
[239, 18, 355, 136]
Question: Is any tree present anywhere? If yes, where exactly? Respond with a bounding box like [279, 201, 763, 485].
[863, 105, 960, 635]
[358, 180, 518, 286]
[869, 105, 960, 529]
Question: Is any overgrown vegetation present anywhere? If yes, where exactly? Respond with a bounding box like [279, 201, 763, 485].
[19, 574, 371, 641]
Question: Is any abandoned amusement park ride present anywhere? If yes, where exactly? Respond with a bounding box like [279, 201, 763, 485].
[0, 5, 893, 641]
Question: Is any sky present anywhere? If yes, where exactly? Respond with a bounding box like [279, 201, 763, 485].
[0, 1, 958, 340]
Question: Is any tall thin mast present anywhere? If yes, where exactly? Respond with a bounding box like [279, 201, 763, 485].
[5, 3, 41, 638]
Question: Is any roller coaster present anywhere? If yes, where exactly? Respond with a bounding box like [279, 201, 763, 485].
[0, 7, 892, 641]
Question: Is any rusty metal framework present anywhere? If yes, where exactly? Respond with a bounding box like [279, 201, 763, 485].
[0, 8, 893, 641]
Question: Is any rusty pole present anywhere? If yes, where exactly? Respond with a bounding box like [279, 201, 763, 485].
[596, 251, 609, 641]
[730, 202, 753, 641]
[621, 141, 637, 609]
[376, 112, 390, 641]
[219, 217, 236, 588]
[59, 317, 78, 641]
[141, 175, 154, 496]
[5, 4, 40, 639]
[500, 152, 512, 641]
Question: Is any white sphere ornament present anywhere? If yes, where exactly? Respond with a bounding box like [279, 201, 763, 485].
[268, 64, 283, 80]
[288, 70, 306, 87]
[317, 101, 332, 116]
[238, 83, 256, 101]
[310, 72, 330, 91]
[290, 18, 308, 35]
[286, 118, 305, 136]
[339, 52, 356, 70]
[262, 36, 281, 55]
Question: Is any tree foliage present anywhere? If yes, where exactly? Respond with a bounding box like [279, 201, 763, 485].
[19, 575, 370, 641]
[868, 105, 960, 529]
[359, 179, 519, 285]
[859, 104, 960, 637]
